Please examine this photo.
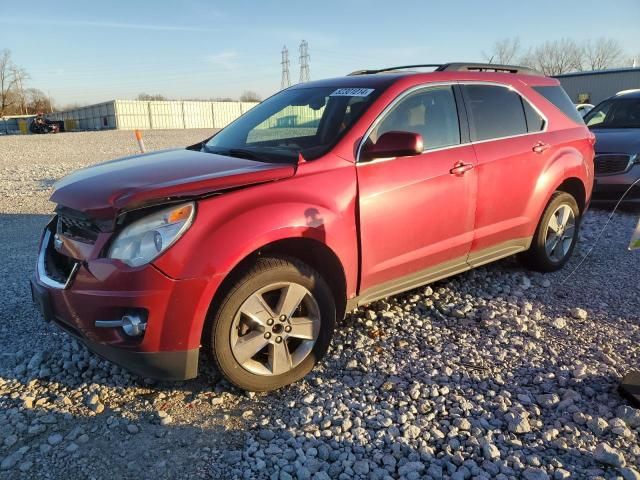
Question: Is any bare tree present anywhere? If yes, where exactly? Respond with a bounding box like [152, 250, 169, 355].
[517, 37, 630, 74]
[137, 93, 167, 101]
[583, 38, 625, 70]
[57, 102, 88, 111]
[483, 38, 522, 64]
[25, 88, 53, 113]
[10, 65, 29, 114]
[520, 38, 583, 75]
[239, 90, 261, 102]
[0, 49, 17, 116]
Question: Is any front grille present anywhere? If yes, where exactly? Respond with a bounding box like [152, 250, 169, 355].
[44, 240, 77, 284]
[57, 213, 99, 243]
[594, 154, 631, 176]
[37, 227, 79, 289]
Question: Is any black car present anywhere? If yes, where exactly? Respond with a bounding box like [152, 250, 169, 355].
[584, 90, 640, 204]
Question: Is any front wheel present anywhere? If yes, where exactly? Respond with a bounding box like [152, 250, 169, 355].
[519, 191, 580, 272]
[209, 256, 336, 392]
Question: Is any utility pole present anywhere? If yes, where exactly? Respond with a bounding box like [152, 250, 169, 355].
[281, 46, 291, 90]
[299, 40, 310, 83]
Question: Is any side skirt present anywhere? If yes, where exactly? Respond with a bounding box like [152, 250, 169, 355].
[347, 237, 531, 310]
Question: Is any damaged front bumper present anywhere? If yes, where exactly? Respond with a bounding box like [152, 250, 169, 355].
[30, 219, 208, 381]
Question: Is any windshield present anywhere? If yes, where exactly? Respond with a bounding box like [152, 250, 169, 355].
[584, 97, 640, 129]
[203, 86, 381, 162]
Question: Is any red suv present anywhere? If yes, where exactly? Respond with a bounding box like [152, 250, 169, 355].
[31, 63, 594, 391]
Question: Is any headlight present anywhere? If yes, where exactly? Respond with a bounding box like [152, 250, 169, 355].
[108, 202, 195, 267]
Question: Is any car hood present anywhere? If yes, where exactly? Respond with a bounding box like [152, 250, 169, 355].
[592, 128, 640, 154]
[51, 148, 295, 220]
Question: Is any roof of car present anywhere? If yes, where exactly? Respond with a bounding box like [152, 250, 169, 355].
[288, 62, 558, 91]
[614, 89, 640, 99]
[290, 70, 558, 91]
[349, 62, 543, 76]
[290, 73, 405, 90]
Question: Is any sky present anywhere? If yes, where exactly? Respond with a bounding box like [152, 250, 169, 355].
[1, 0, 639, 106]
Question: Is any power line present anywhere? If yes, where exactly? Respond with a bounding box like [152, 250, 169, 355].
[299, 40, 310, 83]
[281, 45, 290, 90]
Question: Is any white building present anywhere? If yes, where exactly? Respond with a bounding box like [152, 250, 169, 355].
[47, 100, 259, 131]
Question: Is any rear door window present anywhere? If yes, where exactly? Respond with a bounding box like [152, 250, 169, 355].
[462, 85, 528, 141]
[533, 86, 584, 124]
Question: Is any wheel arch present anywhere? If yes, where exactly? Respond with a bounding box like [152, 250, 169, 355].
[556, 177, 587, 213]
[527, 146, 590, 235]
[201, 236, 348, 347]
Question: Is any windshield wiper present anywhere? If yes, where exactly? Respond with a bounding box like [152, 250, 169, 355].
[202, 145, 261, 159]
[227, 149, 265, 160]
[203, 145, 295, 163]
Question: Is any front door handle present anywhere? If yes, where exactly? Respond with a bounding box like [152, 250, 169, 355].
[532, 141, 550, 154]
[450, 161, 474, 175]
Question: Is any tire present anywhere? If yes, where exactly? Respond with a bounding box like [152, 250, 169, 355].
[209, 256, 336, 392]
[519, 191, 580, 272]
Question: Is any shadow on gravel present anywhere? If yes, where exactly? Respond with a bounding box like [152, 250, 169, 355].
[0, 389, 249, 479]
[591, 203, 640, 214]
[0, 213, 253, 478]
[0, 213, 51, 234]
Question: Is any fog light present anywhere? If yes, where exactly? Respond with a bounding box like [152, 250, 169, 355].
[95, 313, 147, 337]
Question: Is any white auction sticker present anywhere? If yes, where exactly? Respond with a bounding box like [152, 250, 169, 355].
[330, 88, 374, 97]
[629, 217, 640, 251]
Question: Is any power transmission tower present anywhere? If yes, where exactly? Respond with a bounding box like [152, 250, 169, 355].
[281, 46, 291, 90]
[299, 40, 310, 83]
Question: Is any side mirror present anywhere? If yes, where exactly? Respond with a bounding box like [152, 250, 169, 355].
[361, 131, 423, 161]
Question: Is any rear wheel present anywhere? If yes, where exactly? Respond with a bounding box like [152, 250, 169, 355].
[209, 256, 336, 391]
[520, 191, 580, 272]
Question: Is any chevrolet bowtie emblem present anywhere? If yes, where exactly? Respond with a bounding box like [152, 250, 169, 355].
[54, 234, 64, 251]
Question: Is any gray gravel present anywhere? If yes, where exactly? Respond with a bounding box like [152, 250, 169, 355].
[1, 130, 639, 479]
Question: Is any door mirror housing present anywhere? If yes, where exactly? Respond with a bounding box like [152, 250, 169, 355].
[361, 131, 424, 161]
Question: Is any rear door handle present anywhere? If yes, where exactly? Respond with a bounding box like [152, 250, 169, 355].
[450, 161, 474, 175]
[532, 142, 550, 154]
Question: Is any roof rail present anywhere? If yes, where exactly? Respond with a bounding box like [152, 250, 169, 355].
[347, 64, 443, 76]
[348, 62, 543, 76]
[439, 62, 543, 76]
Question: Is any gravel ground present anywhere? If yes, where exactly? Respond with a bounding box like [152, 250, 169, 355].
[0, 130, 639, 480]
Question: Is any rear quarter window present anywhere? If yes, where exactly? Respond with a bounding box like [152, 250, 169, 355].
[533, 86, 584, 125]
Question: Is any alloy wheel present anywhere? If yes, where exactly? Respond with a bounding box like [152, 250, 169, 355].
[230, 282, 321, 376]
[544, 204, 576, 262]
